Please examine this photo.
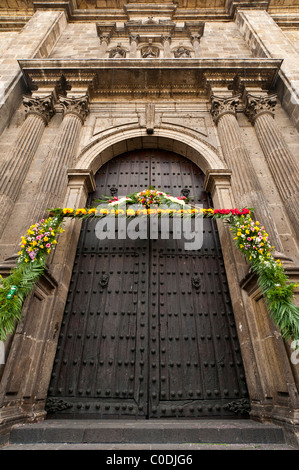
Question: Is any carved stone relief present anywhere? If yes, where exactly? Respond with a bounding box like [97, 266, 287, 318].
[23, 94, 55, 125]
[109, 44, 127, 58]
[141, 42, 160, 58]
[174, 46, 191, 58]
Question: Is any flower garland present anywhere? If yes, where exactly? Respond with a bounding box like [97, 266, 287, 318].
[0, 188, 298, 342]
[0, 215, 64, 340]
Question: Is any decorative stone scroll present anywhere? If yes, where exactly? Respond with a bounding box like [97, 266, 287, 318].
[210, 95, 240, 124]
[244, 93, 277, 123]
[23, 94, 55, 125]
[59, 94, 89, 124]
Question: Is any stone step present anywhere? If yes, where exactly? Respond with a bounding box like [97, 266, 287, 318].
[7, 419, 288, 446]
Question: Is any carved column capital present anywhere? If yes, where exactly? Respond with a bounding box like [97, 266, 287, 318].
[23, 94, 55, 125]
[244, 93, 277, 124]
[210, 94, 240, 125]
[59, 94, 89, 124]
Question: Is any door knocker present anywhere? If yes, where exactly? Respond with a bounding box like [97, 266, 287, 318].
[191, 276, 200, 290]
[99, 274, 109, 288]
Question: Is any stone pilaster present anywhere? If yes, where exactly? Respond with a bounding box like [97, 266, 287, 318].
[129, 34, 140, 58]
[191, 35, 201, 58]
[31, 94, 89, 223]
[98, 33, 110, 57]
[210, 93, 284, 253]
[161, 35, 172, 58]
[0, 94, 54, 238]
[244, 92, 299, 235]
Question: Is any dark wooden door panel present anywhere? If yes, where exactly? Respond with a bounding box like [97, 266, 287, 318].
[47, 149, 248, 418]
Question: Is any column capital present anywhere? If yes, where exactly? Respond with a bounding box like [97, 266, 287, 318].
[210, 94, 240, 125]
[244, 92, 277, 124]
[59, 94, 89, 124]
[23, 94, 55, 125]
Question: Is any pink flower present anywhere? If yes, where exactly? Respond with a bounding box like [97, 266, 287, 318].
[247, 237, 251, 241]
[36, 235, 42, 240]
[46, 243, 51, 248]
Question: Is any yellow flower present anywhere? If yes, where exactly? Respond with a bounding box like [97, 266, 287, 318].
[237, 232, 242, 237]
[44, 237, 48, 241]
[40, 245, 44, 249]
[126, 209, 136, 216]
[88, 208, 96, 214]
[63, 208, 74, 214]
[99, 208, 109, 215]
[75, 208, 87, 215]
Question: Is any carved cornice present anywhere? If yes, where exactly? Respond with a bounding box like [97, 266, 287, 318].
[23, 94, 55, 125]
[59, 94, 89, 124]
[18, 58, 282, 101]
[210, 95, 240, 125]
[244, 93, 277, 124]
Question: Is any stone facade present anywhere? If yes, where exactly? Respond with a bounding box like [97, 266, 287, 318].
[0, 0, 298, 446]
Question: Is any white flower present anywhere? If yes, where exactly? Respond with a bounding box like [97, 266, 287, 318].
[109, 197, 132, 206]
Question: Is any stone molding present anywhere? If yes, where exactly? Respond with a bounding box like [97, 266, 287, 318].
[23, 94, 55, 125]
[210, 94, 240, 125]
[244, 93, 277, 123]
[18, 58, 282, 100]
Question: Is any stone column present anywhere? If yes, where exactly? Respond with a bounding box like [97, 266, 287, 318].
[31, 94, 89, 223]
[244, 92, 299, 235]
[0, 94, 54, 238]
[129, 34, 140, 58]
[210, 93, 284, 253]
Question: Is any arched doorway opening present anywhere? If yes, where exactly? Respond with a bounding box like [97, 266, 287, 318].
[47, 149, 248, 419]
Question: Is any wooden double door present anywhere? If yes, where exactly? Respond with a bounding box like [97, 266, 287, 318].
[47, 149, 248, 418]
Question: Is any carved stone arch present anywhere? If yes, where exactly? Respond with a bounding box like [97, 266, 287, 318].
[75, 125, 226, 177]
